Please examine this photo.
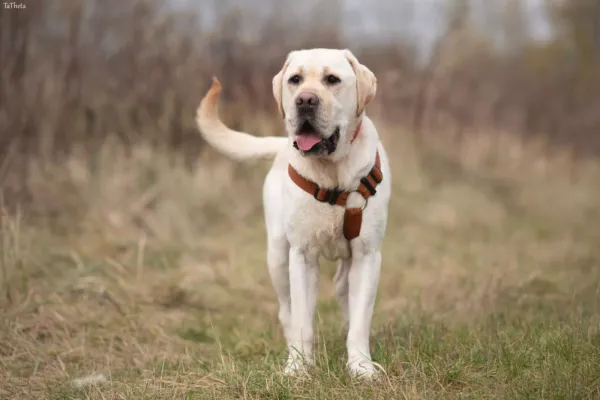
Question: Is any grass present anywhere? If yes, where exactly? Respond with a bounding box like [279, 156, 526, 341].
[1, 124, 600, 399]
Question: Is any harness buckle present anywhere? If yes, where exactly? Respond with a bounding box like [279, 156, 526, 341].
[313, 187, 341, 205]
[360, 177, 377, 196]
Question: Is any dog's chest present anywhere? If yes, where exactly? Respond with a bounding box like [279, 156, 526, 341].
[286, 202, 351, 260]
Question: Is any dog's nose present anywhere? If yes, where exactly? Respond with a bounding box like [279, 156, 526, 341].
[296, 92, 319, 109]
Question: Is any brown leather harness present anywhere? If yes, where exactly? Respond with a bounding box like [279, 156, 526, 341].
[287, 121, 383, 240]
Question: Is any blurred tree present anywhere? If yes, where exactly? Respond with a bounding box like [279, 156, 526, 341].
[548, 0, 600, 81]
[411, 0, 470, 134]
[500, 0, 531, 54]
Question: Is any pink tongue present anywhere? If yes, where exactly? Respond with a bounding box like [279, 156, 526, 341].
[295, 134, 322, 151]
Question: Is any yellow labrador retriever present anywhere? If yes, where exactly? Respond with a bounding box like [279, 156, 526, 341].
[196, 48, 391, 378]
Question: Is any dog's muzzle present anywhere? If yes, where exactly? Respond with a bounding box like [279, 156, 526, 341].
[296, 92, 320, 117]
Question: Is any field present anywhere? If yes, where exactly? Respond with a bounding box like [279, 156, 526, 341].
[2, 123, 600, 399]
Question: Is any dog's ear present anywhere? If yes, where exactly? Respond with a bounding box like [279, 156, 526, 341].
[344, 49, 377, 117]
[272, 53, 294, 119]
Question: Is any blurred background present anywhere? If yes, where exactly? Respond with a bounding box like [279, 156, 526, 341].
[1, 0, 599, 164]
[1, 1, 600, 397]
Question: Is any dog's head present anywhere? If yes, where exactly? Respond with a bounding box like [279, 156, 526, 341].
[272, 49, 377, 158]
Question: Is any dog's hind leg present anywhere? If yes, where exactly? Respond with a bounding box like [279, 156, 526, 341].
[334, 259, 351, 330]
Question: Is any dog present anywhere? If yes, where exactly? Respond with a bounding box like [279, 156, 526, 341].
[196, 48, 391, 378]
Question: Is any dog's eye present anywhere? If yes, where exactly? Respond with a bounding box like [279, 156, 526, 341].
[288, 75, 302, 85]
[325, 75, 341, 85]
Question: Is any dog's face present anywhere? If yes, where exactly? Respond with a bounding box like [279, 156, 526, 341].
[272, 49, 377, 158]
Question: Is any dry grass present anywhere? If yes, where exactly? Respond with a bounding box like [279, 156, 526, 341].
[1, 123, 600, 399]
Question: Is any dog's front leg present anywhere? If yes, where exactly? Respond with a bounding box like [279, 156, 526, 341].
[347, 249, 381, 378]
[285, 247, 319, 375]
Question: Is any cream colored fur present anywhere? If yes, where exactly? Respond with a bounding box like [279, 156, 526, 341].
[196, 48, 391, 378]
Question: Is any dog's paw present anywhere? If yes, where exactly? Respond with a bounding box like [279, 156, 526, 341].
[283, 355, 312, 376]
[283, 361, 305, 376]
[347, 358, 379, 379]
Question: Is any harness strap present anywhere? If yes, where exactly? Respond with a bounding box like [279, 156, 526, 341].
[287, 151, 382, 240]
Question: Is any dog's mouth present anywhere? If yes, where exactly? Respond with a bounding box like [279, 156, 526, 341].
[293, 121, 339, 155]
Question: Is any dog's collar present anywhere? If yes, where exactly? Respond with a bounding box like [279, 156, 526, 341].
[350, 120, 362, 144]
[287, 151, 383, 240]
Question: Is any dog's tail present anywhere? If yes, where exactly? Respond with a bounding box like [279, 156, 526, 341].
[196, 78, 288, 161]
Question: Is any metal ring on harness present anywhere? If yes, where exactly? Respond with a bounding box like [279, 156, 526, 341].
[361, 196, 369, 211]
[348, 189, 369, 211]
